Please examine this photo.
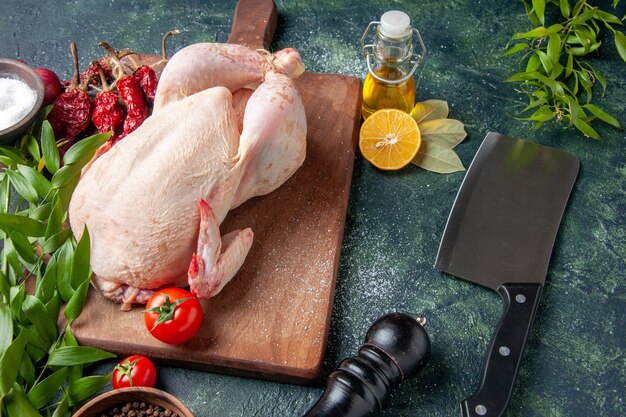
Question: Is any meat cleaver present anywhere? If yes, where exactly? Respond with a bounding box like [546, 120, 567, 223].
[435, 132, 579, 417]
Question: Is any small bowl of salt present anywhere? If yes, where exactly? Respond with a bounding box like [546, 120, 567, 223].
[0, 58, 45, 144]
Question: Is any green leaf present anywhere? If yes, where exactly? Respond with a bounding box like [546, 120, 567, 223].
[526, 52, 542, 72]
[0, 155, 15, 166]
[536, 50, 553, 73]
[573, 117, 601, 139]
[55, 239, 75, 303]
[546, 23, 565, 35]
[547, 34, 563, 64]
[0, 304, 12, 356]
[411, 141, 465, 174]
[27, 367, 68, 409]
[0, 213, 46, 237]
[524, 105, 557, 122]
[5, 170, 39, 204]
[71, 226, 91, 289]
[0, 271, 10, 303]
[570, 10, 597, 27]
[522, 97, 547, 113]
[64, 279, 90, 322]
[571, 27, 598, 54]
[52, 394, 69, 417]
[592, 68, 607, 95]
[45, 195, 64, 241]
[22, 295, 57, 343]
[578, 70, 593, 102]
[566, 96, 584, 127]
[513, 27, 546, 40]
[17, 165, 52, 200]
[419, 118, 467, 148]
[550, 62, 564, 79]
[7, 229, 37, 264]
[522, 0, 541, 27]
[559, 0, 571, 17]
[26, 134, 41, 161]
[615, 31, 626, 63]
[0, 147, 28, 167]
[63, 327, 79, 347]
[505, 72, 532, 83]
[0, 329, 28, 395]
[46, 291, 63, 324]
[565, 51, 574, 77]
[51, 163, 82, 190]
[410, 100, 449, 123]
[41, 120, 60, 174]
[19, 352, 36, 387]
[55, 172, 80, 215]
[583, 104, 621, 128]
[501, 42, 529, 57]
[595, 9, 623, 25]
[48, 346, 115, 367]
[35, 257, 58, 303]
[42, 228, 73, 254]
[572, 0, 586, 16]
[3, 388, 44, 417]
[0, 173, 10, 212]
[5, 242, 23, 286]
[63, 132, 110, 166]
[30, 201, 52, 222]
[532, 0, 546, 25]
[22, 328, 47, 363]
[68, 372, 113, 406]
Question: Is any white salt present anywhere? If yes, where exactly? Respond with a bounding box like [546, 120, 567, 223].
[0, 77, 37, 131]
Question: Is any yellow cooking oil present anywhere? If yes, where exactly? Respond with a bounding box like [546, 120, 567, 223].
[360, 10, 426, 120]
[361, 64, 415, 120]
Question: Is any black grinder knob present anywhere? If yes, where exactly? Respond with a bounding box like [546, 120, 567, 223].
[303, 312, 431, 417]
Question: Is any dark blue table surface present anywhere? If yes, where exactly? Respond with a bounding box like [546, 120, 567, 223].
[1, 1, 624, 416]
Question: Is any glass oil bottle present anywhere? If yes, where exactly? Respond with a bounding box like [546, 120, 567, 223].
[360, 11, 426, 120]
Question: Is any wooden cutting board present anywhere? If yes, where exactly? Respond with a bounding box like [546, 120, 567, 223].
[71, 0, 362, 385]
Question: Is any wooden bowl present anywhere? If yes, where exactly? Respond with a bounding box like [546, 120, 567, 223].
[0, 58, 44, 145]
[72, 386, 194, 417]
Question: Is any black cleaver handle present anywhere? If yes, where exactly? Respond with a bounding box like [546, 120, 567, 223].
[303, 313, 431, 417]
[461, 282, 543, 417]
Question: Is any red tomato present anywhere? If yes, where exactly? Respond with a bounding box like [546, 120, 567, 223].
[112, 355, 157, 389]
[143, 287, 203, 345]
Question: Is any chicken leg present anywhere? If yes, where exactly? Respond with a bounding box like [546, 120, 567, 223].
[231, 70, 307, 208]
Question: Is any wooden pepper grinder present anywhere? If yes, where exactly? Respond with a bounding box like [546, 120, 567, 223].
[303, 312, 431, 417]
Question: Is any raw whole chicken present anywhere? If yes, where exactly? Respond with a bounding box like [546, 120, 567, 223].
[68, 43, 307, 310]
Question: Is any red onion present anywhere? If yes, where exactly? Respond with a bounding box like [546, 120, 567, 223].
[35, 67, 62, 105]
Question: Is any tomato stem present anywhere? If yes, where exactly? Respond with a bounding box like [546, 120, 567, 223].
[143, 295, 191, 331]
[114, 358, 141, 386]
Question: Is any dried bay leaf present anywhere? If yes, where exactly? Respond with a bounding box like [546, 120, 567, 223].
[410, 99, 449, 123]
[419, 118, 467, 148]
[412, 141, 465, 173]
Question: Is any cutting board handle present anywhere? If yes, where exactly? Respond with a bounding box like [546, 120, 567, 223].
[227, 0, 278, 49]
[303, 313, 431, 417]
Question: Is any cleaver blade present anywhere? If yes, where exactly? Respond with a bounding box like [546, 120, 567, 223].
[435, 132, 579, 417]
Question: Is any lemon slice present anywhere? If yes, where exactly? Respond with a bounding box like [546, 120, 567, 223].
[359, 109, 422, 170]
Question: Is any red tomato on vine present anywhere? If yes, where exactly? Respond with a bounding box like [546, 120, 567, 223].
[112, 355, 157, 389]
[143, 287, 203, 345]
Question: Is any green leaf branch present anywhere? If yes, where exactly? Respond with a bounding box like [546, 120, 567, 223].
[0, 107, 113, 416]
[503, 0, 624, 139]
